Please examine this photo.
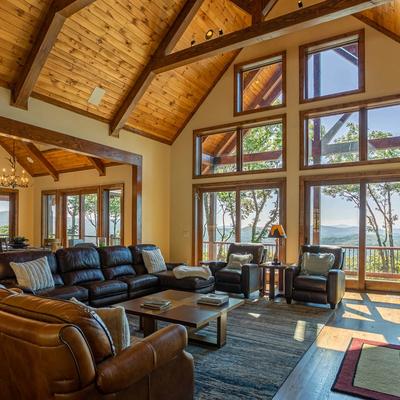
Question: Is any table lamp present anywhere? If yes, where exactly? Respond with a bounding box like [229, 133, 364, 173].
[268, 224, 287, 265]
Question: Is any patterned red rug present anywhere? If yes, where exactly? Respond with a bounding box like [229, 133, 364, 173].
[332, 338, 400, 400]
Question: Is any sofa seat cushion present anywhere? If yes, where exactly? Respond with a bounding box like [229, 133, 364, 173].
[155, 270, 214, 290]
[215, 268, 242, 284]
[294, 275, 327, 293]
[36, 285, 89, 301]
[81, 280, 128, 299]
[119, 274, 159, 291]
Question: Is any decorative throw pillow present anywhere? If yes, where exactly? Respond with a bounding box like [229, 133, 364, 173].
[300, 252, 335, 276]
[227, 253, 253, 270]
[10, 256, 55, 291]
[142, 248, 167, 273]
[70, 298, 130, 353]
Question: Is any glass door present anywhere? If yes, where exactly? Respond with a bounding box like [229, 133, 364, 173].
[66, 194, 80, 245]
[201, 190, 236, 262]
[307, 183, 361, 282]
[83, 193, 98, 244]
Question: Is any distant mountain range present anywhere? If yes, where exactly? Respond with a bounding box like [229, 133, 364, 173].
[207, 224, 400, 247]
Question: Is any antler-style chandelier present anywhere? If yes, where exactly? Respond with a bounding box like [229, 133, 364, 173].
[0, 142, 29, 189]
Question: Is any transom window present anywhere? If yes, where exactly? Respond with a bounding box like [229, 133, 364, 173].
[301, 97, 400, 169]
[234, 52, 286, 115]
[194, 116, 286, 177]
[300, 30, 364, 102]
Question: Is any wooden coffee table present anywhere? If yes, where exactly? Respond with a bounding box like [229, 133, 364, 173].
[117, 290, 244, 348]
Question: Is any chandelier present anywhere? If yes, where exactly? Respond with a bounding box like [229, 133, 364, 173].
[0, 142, 29, 189]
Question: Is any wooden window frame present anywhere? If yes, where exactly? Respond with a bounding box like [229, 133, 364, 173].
[0, 189, 18, 239]
[234, 51, 287, 116]
[300, 170, 400, 293]
[299, 30, 365, 104]
[193, 114, 287, 179]
[192, 178, 286, 265]
[41, 184, 125, 247]
[300, 93, 400, 170]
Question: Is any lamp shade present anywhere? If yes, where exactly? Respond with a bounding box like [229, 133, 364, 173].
[268, 224, 287, 239]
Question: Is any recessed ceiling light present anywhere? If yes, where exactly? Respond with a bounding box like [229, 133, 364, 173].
[27, 156, 34, 164]
[88, 87, 106, 106]
[205, 29, 214, 40]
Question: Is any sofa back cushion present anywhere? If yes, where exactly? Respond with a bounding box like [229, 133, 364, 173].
[129, 244, 158, 275]
[0, 292, 114, 363]
[227, 243, 265, 265]
[0, 251, 62, 286]
[98, 246, 136, 280]
[56, 247, 104, 286]
[300, 245, 345, 270]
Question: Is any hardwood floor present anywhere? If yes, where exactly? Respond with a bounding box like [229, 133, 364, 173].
[273, 291, 400, 400]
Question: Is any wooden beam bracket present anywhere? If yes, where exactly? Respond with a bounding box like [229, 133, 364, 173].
[88, 156, 106, 176]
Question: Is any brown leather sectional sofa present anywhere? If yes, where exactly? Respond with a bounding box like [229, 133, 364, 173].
[0, 244, 215, 306]
[0, 287, 194, 399]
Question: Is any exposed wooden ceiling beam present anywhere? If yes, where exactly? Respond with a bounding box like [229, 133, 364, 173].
[21, 142, 59, 181]
[152, 0, 391, 73]
[354, 13, 400, 44]
[262, 0, 279, 16]
[110, 0, 205, 138]
[87, 156, 106, 176]
[229, 0, 253, 15]
[0, 141, 35, 177]
[11, 0, 96, 109]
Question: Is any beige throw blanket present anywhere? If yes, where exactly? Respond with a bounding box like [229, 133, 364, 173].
[173, 265, 212, 280]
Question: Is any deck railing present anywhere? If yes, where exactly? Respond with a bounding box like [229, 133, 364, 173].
[202, 242, 400, 280]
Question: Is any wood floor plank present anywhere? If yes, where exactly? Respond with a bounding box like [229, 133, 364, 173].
[273, 292, 400, 400]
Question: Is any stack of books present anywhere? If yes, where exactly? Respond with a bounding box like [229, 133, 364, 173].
[141, 299, 171, 310]
[197, 294, 229, 306]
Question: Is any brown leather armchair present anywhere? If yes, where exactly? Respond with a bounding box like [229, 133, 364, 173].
[202, 243, 265, 298]
[0, 288, 194, 400]
[285, 245, 346, 309]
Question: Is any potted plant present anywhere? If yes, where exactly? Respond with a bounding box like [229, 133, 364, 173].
[9, 236, 29, 249]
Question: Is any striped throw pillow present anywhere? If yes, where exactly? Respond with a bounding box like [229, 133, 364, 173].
[10, 256, 55, 291]
[142, 248, 167, 273]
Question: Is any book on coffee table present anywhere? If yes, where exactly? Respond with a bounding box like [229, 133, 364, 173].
[141, 299, 171, 310]
[197, 294, 229, 306]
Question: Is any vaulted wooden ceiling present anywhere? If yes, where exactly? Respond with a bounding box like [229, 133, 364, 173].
[0, 0, 395, 145]
[0, 136, 120, 180]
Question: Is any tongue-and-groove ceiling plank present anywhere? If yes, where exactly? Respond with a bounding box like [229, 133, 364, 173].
[356, 0, 400, 43]
[0, 0, 52, 85]
[126, 0, 250, 142]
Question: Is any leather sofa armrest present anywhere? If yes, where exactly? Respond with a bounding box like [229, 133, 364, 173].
[166, 262, 185, 271]
[200, 261, 227, 276]
[284, 265, 301, 300]
[327, 269, 346, 307]
[97, 325, 187, 394]
[97, 341, 154, 394]
[5, 284, 34, 294]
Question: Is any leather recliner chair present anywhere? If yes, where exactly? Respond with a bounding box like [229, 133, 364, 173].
[202, 243, 265, 298]
[0, 288, 194, 400]
[285, 245, 346, 309]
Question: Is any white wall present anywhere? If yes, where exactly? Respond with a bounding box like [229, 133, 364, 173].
[0, 87, 171, 257]
[170, 16, 400, 263]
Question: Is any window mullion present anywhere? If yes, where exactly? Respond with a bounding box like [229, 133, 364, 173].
[235, 189, 241, 242]
[359, 181, 367, 290]
[237, 127, 242, 172]
[359, 107, 368, 162]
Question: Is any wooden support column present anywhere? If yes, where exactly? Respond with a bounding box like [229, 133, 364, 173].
[12, 0, 96, 109]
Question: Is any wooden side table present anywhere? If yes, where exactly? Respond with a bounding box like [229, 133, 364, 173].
[259, 263, 288, 300]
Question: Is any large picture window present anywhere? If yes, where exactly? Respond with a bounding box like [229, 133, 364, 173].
[194, 179, 286, 264]
[0, 190, 17, 239]
[42, 184, 124, 247]
[301, 96, 400, 169]
[234, 52, 286, 115]
[302, 172, 400, 292]
[194, 115, 286, 177]
[300, 30, 364, 103]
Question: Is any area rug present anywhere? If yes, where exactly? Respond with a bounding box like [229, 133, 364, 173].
[332, 338, 400, 400]
[128, 298, 333, 400]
